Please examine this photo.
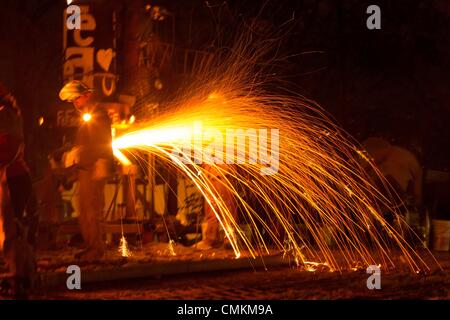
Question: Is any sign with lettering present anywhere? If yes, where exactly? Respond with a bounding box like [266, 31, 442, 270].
[63, 1, 118, 100]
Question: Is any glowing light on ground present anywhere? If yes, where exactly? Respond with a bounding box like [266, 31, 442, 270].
[119, 235, 132, 258]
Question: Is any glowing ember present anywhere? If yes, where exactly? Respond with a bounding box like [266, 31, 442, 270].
[304, 261, 331, 272]
[168, 239, 177, 256]
[119, 235, 132, 258]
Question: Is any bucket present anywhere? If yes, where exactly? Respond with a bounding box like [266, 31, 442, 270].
[431, 220, 450, 251]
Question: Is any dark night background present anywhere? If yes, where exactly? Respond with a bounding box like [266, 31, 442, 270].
[0, 0, 449, 177]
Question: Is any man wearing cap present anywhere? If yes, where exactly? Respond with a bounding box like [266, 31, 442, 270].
[59, 80, 113, 261]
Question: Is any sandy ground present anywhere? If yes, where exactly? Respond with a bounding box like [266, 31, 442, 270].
[22, 249, 450, 300]
[32, 262, 450, 300]
[1, 241, 449, 299]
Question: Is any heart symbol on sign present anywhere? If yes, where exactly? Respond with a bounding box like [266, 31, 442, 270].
[96, 49, 114, 72]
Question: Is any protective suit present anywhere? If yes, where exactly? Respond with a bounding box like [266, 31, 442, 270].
[195, 164, 238, 250]
[59, 81, 113, 261]
[75, 105, 113, 260]
[0, 87, 35, 296]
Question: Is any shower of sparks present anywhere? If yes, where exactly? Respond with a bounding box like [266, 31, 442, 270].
[119, 235, 132, 258]
[111, 29, 437, 272]
[112, 93, 434, 272]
